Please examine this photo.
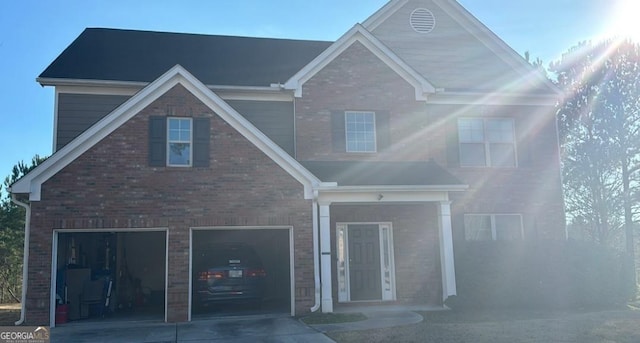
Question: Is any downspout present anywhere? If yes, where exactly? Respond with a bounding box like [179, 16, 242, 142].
[310, 189, 321, 312]
[11, 193, 30, 326]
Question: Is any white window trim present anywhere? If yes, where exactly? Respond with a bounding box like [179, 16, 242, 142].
[458, 117, 518, 168]
[167, 117, 193, 167]
[345, 111, 377, 153]
[464, 213, 524, 241]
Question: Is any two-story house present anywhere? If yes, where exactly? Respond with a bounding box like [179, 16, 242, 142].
[10, 0, 565, 327]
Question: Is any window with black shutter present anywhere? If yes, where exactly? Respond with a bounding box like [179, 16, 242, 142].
[148, 116, 210, 167]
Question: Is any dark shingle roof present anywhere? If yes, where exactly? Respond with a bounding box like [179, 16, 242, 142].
[39, 28, 333, 86]
[301, 160, 464, 186]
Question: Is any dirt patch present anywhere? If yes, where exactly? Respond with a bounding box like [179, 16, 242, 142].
[328, 309, 640, 343]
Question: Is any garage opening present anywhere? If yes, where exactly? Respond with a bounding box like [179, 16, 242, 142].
[54, 230, 166, 325]
[191, 228, 291, 318]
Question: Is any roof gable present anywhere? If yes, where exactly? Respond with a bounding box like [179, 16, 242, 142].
[12, 65, 322, 200]
[284, 24, 436, 101]
[363, 0, 559, 95]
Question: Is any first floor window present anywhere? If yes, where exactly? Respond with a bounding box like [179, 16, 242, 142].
[345, 111, 376, 153]
[458, 118, 516, 167]
[464, 214, 523, 241]
[167, 117, 192, 166]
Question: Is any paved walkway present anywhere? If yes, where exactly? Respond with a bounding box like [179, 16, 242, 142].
[50, 306, 434, 342]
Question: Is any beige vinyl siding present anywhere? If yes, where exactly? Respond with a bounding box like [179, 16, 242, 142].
[370, 0, 535, 92]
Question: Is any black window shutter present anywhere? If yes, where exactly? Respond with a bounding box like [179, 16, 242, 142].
[149, 116, 166, 166]
[375, 111, 390, 151]
[446, 119, 460, 167]
[331, 111, 346, 152]
[193, 117, 211, 167]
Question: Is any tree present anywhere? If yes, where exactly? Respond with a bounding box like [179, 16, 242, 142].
[0, 155, 46, 303]
[550, 39, 640, 286]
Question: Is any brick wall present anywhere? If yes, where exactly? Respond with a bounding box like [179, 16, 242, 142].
[26, 84, 313, 325]
[295, 41, 429, 162]
[295, 41, 565, 242]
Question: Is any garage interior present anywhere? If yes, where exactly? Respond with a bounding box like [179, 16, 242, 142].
[191, 229, 291, 318]
[54, 231, 166, 324]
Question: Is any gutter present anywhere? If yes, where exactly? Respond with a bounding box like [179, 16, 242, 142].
[310, 190, 321, 312]
[10, 193, 30, 326]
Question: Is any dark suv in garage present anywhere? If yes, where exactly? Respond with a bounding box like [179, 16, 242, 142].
[193, 243, 266, 307]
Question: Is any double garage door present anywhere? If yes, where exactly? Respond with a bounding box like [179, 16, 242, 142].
[53, 227, 292, 326]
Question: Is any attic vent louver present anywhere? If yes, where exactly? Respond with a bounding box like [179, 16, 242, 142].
[410, 8, 436, 34]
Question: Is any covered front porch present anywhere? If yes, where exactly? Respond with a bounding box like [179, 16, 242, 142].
[316, 191, 460, 312]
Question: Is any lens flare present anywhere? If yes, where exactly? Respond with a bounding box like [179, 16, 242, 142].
[605, 0, 640, 42]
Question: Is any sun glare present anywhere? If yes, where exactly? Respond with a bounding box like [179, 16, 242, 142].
[605, 0, 640, 42]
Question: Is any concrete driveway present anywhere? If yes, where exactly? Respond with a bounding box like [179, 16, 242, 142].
[51, 314, 335, 343]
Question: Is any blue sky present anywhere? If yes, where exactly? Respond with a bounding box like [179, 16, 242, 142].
[0, 0, 629, 189]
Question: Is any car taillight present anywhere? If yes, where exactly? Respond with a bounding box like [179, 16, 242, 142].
[198, 271, 225, 280]
[246, 269, 266, 277]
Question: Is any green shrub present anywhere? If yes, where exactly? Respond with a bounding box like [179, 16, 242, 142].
[446, 240, 635, 310]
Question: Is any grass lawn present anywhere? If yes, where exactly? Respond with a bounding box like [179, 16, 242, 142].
[328, 307, 640, 343]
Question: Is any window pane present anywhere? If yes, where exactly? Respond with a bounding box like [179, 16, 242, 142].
[460, 143, 486, 166]
[345, 111, 376, 152]
[490, 143, 516, 167]
[458, 118, 484, 142]
[486, 119, 514, 142]
[495, 215, 523, 240]
[464, 215, 492, 241]
[168, 143, 191, 165]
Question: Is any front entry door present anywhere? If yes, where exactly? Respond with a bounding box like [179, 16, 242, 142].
[348, 224, 381, 301]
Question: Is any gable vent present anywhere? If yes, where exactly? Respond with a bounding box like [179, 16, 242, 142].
[410, 8, 436, 34]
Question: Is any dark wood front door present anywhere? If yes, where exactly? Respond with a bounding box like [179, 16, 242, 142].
[348, 224, 381, 301]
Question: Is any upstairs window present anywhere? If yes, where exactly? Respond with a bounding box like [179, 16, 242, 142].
[458, 118, 516, 167]
[149, 116, 210, 167]
[331, 110, 389, 153]
[167, 117, 192, 166]
[464, 214, 523, 241]
[345, 111, 376, 153]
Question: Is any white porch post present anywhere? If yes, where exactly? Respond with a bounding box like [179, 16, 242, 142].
[319, 202, 333, 312]
[438, 201, 457, 300]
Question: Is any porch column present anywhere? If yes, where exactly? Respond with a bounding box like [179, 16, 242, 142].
[319, 202, 333, 312]
[438, 201, 457, 300]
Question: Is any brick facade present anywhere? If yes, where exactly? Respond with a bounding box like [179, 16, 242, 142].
[25, 85, 313, 325]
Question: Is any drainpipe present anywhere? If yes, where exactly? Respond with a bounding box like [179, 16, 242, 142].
[11, 194, 30, 326]
[310, 190, 321, 312]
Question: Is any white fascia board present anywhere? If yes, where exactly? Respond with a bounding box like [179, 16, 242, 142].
[43, 78, 293, 102]
[316, 184, 468, 193]
[37, 77, 149, 88]
[13, 65, 321, 200]
[428, 91, 559, 106]
[317, 187, 465, 204]
[433, 0, 561, 95]
[284, 24, 435, 101]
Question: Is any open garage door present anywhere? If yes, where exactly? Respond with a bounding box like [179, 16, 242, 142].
[53, 230, 166, 326]
[191, 228, 292, 318]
